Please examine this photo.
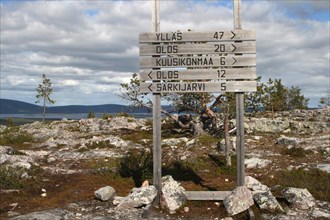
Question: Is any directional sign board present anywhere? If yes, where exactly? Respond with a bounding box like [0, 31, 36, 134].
[140, 68, 256, 81]
[140, 55, 255, 68]
[138, 30, 256, 94]
[139, 30, 255, 43]
[139, 81, 257, 93]
[140, 41, 256, 56]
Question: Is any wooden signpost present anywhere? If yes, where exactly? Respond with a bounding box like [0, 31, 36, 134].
[141, 0, 255, 216]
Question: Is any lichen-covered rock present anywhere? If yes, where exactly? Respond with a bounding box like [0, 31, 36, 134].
[245, 157, 271, 169]
[117, 185, 157, 208]
[94, 186, 116, 202]
[161, 175, 186, 214]
[245, 176, 269, 192]
[276, 136, 300, 146]
[223, 186, 254, 216]
[253, 191, 283, 212]
[283, 187, 315, 210]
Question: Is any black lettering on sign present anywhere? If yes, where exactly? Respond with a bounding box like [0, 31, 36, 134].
[221, 82, 226, 91]
[217, 69, 225, 78]
[214, 44, 225, 52]
[156, 84, 162, 92]
[156, 70, 179, 79]
[220, 57, 226, 65]
[155, 57, 213, 67]
[155, 32, 183, 41]
[156, 45, 178, 54]
[213, 31, 224, 40]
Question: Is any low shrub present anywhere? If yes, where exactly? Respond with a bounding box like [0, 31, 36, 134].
[280, 147, 313, 158]
[197, 134, 219, 146]
[275, 168, 330, 202]
[0, 130, 33, 146]
[117, 150, 153, 186]
[0, 166, 25, 189]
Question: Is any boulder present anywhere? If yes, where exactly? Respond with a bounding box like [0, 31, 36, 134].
[94, 186, 116, 202]
[0, 146, 15, 155]
[117, 185, 157, 208]
[283, 187, 315, 210]
[223, 186, 254, 216]
[245, 157, 271, 169]
[161, 175, 186, 214]
[253, 191, 283, 212]
[245, 176, 269, 193]
[315, 164, 330, 174]
[276, 136, 300, 146]
[162, 138, 189, 146]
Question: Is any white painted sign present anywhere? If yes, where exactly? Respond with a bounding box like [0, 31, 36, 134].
[139, 81, 257, 93]
[139, 68, 256, 81]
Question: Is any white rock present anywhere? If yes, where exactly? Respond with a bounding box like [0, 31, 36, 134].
[94, 186, 116, 202]
[283, 187, 315, 210]
[277, 136, 300, 146]
[245, 158, 271, 169]
[223, 186, 254, 216]
[161, 175, 186, 214]
[315, 163, 330, 174]
[118, 185, 157, 208]
[245, 176, 269, 192]
[113, 196, 125, 206]
[12, 161, 32, 169]
[253, 191, 283, 212]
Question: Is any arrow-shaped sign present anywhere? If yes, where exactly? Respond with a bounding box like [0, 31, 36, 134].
[139, 81, 257, 94]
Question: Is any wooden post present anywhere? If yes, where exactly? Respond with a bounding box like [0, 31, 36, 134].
[233, 0, 245, 187]
[152, 0, 162, 206]
[224, 108, 231, 166]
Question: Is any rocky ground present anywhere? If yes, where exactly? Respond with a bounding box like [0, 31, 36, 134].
[0, 108, 329, 219]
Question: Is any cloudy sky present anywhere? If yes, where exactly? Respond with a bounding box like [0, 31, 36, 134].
[1, 0, 329, 107]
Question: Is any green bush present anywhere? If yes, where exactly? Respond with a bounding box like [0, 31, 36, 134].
[116, 112, 131, 118]
[0, 130, 33, 146]
[117, 150, 153, 186]
[280, 147, 313, 158]
[102, 113, 113, 120]
[0, 166, 25, 189]
[197, 134, 218, 146]
[6, 118, 15, 127]
[87, 111, 95, 118]
[275, 168, 330, 202]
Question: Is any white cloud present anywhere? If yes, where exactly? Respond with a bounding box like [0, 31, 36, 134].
[0, 0, 329, 107]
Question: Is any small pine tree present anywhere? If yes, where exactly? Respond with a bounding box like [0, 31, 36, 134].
[287, 86, 309, 110]
[36, 74, 55, 122]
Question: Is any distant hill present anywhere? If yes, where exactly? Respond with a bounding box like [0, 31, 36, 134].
[0, 99, 151, 114]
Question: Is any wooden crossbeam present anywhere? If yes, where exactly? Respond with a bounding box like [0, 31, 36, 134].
[185, 191, 231, 201]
